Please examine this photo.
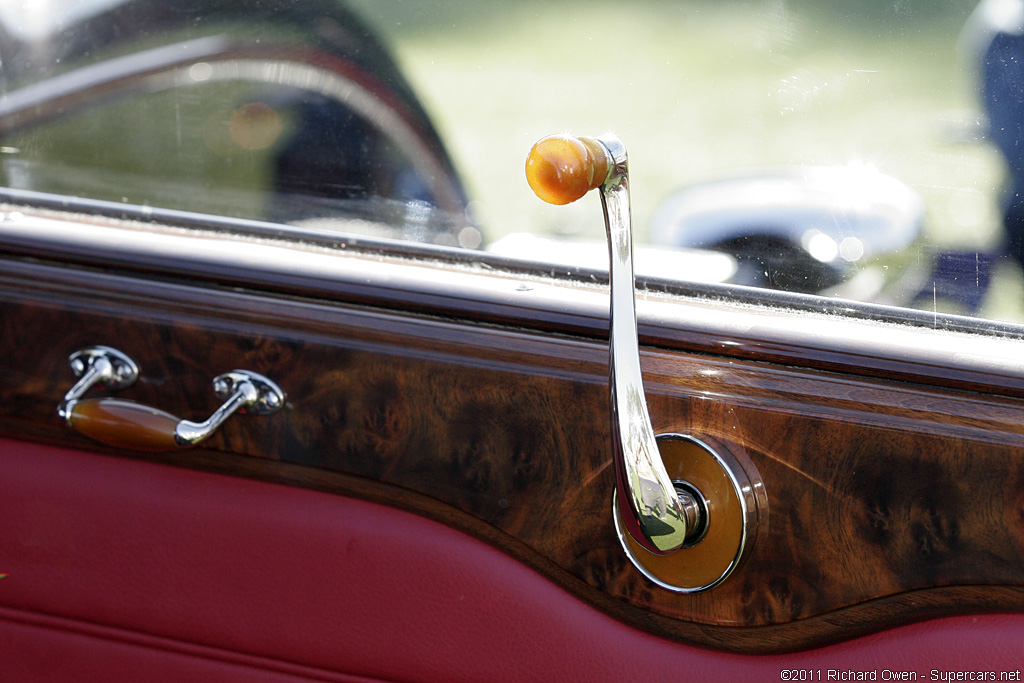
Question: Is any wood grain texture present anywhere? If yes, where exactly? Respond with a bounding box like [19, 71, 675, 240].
[3, 256, 1024, 653]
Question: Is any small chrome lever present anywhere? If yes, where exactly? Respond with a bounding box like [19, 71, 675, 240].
[60, 346, 284, 451]
[526, 134, 697, 555]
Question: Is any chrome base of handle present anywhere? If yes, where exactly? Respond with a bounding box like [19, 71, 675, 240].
[175, 370, 285, 446]
[213, 371, 284, 415]
[612, 433, 766, 593]
[58, 345, 139, 421]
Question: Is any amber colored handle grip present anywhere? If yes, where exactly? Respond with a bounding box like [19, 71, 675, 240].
[67, 398, 181, 451]
[525, 134, 610, 205]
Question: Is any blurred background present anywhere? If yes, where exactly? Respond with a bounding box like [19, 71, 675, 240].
[346, 0, 1017, 318]
[1, 0, 1018, 321]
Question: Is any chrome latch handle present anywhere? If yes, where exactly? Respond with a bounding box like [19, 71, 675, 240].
[60, 346, 284, 451]
[526, 134, 697, 555]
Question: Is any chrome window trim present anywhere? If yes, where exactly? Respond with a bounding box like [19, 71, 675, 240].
[2, 184, 1022, 339]
[1, 193, 1023, 399]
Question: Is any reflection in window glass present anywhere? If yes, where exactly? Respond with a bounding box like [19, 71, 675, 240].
[0, 0, 478, 247]
[1, 82, 460, 239]
[3, 83, 286, 219]
[349, 0, 1022, 320]
[1, 0, 1023, 322]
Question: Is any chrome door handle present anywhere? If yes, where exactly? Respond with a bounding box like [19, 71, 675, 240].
[526, 135, 698, 555]
[59, 345, 284, 451]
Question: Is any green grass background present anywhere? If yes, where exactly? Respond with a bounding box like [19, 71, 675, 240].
[348, 0, 1023, 319]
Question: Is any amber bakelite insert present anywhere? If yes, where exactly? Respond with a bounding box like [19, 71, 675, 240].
[525, 135, 610, 205]
[68, 398, 179, 451]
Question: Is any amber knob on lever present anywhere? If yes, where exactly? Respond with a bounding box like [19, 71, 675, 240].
[525, 135, 610, 205]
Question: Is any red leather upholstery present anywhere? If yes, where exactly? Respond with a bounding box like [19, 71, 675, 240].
[2, 437, 1022, 681]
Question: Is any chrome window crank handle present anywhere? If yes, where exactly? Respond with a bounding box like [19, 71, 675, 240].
[526, 134, 700, 555]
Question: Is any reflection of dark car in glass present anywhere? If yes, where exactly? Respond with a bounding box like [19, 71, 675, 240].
[3, 1, 1024, 680]
[0, 0, 475, 245]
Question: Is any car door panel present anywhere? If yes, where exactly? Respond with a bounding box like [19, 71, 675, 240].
[4, 439, 1024, 682]
[3, 205, 1024, 672]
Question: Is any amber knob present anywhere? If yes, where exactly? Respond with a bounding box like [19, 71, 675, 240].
[525, 134, 610, 205]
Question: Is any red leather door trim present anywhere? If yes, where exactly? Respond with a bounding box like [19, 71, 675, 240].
[0, 606, 386, 682]
[2, 437, 1022, 681]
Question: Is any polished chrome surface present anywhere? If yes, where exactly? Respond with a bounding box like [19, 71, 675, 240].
[595, 135, 693, 556]
[174, 370, 285, 446]
[59, 346, 283, 449]
[58, 345, 138, 421]
[673, 481, 708, 548]
[612, 433, 760, 593]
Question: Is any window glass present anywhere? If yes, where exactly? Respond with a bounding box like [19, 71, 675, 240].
[0, 0, 1020, 323]
[0, 0, 477, 246]
[346, 0, 1021, 320]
